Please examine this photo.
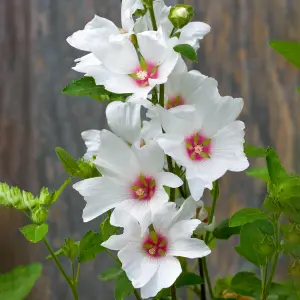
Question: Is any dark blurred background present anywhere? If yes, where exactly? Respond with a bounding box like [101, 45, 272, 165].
[1, 0, 300, 299]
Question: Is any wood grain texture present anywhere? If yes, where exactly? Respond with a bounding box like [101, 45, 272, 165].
[0, 0, 299, 299]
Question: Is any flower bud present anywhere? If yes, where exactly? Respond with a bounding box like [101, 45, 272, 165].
[31, 207, 49, 224]
[169, 5, 194, 29]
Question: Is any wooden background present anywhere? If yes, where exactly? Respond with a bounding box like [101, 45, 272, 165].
[0, 0, 300, 299]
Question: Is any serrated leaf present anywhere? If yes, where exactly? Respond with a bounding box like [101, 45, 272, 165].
[213, 219, 241, 240]
[19, 224, 48, 243]
[174, 44, 198, 62]
[78, 231, 104, 263]
[63, 77, 130, 102]
[0, 183, 38, 210]
[235, 219, 275, 266]
[246, 167, 269, 181]
[77, 158, 101, 179]
[0, 263, 42, 300]
[175, 272, 203, 288]
[99, 265, 123, 281]
[55, 147, 79, 176]
[270, 40, 300, 69]
[62, 238, 78, 261]
[46, 241, 80, 260]
[244, 145, 267, 158]
[100, 216, 119, 241]
[229, 208, 268, 227]
[114, 271, 134, 300]
[266, 147, 288, 185]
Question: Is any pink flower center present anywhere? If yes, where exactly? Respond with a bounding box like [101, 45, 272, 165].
[185, 132, 211, 161]
[131, 174, 156, 201]
[165, 96, 185, 110]
[131, 62, 159, 87]
[143, 232, 168, 258]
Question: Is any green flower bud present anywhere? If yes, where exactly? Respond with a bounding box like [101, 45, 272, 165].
[169, 5, 194, 29]
[31, 207, 48, 224]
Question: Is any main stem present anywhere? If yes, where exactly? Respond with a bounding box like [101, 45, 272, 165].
[202, 257, 214, 299]
[133, 289, 142, 300]
[198, 258, 206, 300]
[171, 284, 177, 300]
[147, 0, 158, 31]
[43, 238, 78, 300]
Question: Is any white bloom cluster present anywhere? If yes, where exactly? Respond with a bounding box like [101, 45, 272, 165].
[68, 0, 249, 297]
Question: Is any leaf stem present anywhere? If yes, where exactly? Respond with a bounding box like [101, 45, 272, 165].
[159, 84, 165, 107]
[167, 155, 176, 202]
[170, 284, 177, 300]
[75, 263, 81, 284]
[43, 237, 79, 300]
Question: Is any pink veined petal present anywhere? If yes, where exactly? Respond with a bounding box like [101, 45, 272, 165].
[118, 243, 159, 288]
[140, 256, 182, 299]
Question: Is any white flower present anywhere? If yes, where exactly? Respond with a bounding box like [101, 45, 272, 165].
[135, 0, 211, 50]
[72, 29, 178, 98]
[73, 130, 183, 225]
[156, 76, 249, 200]
[102, 198, 211, 298]
[67, 0, 143, 51]
[82, 101, 142, 160]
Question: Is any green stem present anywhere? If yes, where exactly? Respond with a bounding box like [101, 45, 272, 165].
[170, 284, 177, 300]
[170, 27, 176, 38]
[75, 263, 81, 285]
[43, 238, 78, 300]
[263, 214, 281, 299]
[147, 0, 158, 31]
[198, 258, 206, 300]
[71, 261, 76, 282]
[133, 289, 142, 300]
[167, 155, 176, 202]
[202, 257, 214, 299]
[205, 180, 219, 244]
[159, 84, 165, 107]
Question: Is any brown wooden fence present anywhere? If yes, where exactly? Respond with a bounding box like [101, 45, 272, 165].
[0, 0, 299, 298]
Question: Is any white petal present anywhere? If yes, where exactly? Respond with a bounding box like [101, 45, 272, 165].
[73, 53, 101, 73]
[141, 119, 163, 142]
[155, 172, 183, 188]
[137, 29, 168, 65]
[73, 177, 131, 222]
[172, 196, 197, 223]
[90, 35, 139, 74]
[141, 256, 181, 299]
[81, 129, 101, 160]
[85, 15, 120, 33]
[133, 141, 165, 175]
[106, 101, 141, 144]
[121, 0, 143, 32]
[179, 21, 211, 50]
[94, 130, 139, 179]
[186, 176, 209, 201]
[168, 238, 211, 258]
[168, 219, 201, 239]
[118, 244, 158, 288]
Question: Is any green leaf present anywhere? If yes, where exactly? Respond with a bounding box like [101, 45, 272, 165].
[174, 44, 198, 62]
[19, 224, 48, 243]
[266, 147, 287, 185]
[31, 206, 49, 224]
[270, 40, 300, 69]
[235, 219, 275, 266]
[246, 167, 269, 181]
[100, 216, 119, 241]
[169, 5, 194, 29]
[244, 145, 267, 158]
[55, 147, 79, 176]
[0, 183, 38, 210]
[46, 241, 80, 260]
[214, 276, 232, 297]
[78, 231, 104, 263]
[0, 263, 42, 300]
[62, 238, 78, 261]
[63, 77, 130, 102]
[231, 272, 261, 296]
[77, 158, 101, 179]
[175, 272, 203, 288]
[114, 271, 134, 300]
[297, 87, 300, 93]
[213, 219, 241, 240]
[99, 265, 123, 281]
[229, 208, 268, 227]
